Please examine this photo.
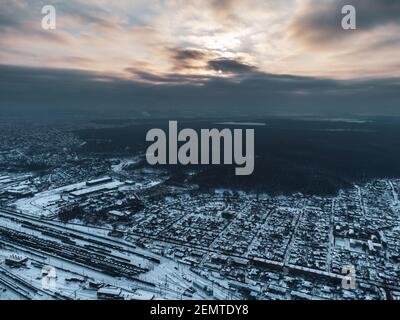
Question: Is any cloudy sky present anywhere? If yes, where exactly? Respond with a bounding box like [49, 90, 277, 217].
[1, 0, 399, 118]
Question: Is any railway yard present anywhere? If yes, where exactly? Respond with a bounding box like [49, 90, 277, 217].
[1, 123, 400, 300]
[0, 207, 230, 300]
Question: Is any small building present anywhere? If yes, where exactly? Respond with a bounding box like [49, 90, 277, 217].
[6, 190, 33, 199]
[88, 280, 103, 289]
[126, 290, 155, 300]
[5, 254, 28, 268]
[109, 210, 130, 218]
[97, 287, 124, 300]
[231, 256, 248, 267]
[86, 177, 113, 186]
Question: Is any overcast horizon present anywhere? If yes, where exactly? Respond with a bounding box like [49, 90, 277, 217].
[1, 0, 400, 118]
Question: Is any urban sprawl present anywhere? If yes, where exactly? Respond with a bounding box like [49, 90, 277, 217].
[0, 122, 399, 300]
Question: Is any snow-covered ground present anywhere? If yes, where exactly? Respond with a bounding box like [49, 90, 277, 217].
[0, 211, 224, 300]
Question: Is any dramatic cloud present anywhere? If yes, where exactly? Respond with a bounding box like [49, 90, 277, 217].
[291, 0, 400, 46]
[208, 58, 256, 74]
[169, 48, 210, 73]
[1, 64, 399, 119]
[0, 0, 399, 117]
[1, 0, 399, 78]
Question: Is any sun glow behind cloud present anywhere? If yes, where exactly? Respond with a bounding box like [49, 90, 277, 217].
[0, 0, 400, 83]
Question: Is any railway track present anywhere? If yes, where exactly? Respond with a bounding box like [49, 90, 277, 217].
[0, 207, 160, 264]
[0, 226, 148, 281]
[0, 207, 237, 299]
[0, 265, 61, 300]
